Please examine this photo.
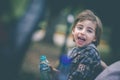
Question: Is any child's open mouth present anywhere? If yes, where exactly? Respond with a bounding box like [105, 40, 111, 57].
[78, 36, 86, 41]
[77, 36, 86, 45]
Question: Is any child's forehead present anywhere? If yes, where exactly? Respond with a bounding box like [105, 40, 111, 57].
[75, 20, 97, 29]
[77, 19, 97, 25]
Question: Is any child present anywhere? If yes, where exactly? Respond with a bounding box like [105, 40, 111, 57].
[66, 9, 106, 80]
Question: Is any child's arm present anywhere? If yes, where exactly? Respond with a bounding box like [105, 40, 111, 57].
[100, 60, 107, 69]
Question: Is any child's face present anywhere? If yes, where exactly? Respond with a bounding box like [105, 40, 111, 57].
[72, 20, 96, 47]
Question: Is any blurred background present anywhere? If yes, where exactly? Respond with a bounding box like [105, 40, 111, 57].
[0, 0, 120, 80]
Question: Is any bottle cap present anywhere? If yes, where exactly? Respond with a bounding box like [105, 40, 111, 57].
[40, 55, 47, 61]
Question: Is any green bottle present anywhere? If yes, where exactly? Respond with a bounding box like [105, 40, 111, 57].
[39, 55, 51, 80]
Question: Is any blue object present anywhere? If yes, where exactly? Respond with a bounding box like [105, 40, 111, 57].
[39, 55, 50, 71]
[60, 54, 71, 65]
[40, 63, 50, 71]
[39, 55, 51, 80]
[40, 55, 47, 61]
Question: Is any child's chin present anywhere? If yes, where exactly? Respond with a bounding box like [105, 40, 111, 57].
[77, 44, 84, 48]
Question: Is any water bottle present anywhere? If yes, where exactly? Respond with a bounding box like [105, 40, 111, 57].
[39, 55, 51, 80]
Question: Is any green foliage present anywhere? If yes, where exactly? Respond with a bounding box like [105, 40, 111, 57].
[11, 0, 30, 18]
[0, 0, 30, 25]
[56, 24, 67, 34]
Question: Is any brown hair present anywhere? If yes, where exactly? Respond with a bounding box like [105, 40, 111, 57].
[72, 10, 103, 46]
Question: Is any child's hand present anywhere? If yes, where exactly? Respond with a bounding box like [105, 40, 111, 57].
[49, 66, 60, 73]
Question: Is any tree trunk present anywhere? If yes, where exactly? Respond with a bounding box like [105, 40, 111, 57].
[43, 13, 60, 44]
[0, 0, 46, 80]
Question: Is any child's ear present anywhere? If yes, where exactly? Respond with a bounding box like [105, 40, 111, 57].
[93, 37, 96, 42]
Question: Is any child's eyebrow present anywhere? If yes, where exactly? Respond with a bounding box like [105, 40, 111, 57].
[76, 24, 83, 26]
[87, 27, 95, 31]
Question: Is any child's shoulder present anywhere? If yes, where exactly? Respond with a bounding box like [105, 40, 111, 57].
[85, 44, 99, 53]
[85, 44, 100, 58]
[86, 43, 97, 50]
[67, 47, 77, 58]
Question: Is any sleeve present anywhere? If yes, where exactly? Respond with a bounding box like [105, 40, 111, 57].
[67, 47, 77, 59]
[68, 48, 101, 80]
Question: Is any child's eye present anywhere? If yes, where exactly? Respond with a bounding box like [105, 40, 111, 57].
[77, 26, 83, 30]
[87, 29, 93, 33]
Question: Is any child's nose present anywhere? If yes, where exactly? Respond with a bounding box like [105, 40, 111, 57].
[80, 29, 86, 35]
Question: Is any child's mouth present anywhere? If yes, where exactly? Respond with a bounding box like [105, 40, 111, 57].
[78, 36, 86, 41]
[77, 36, 86, 45]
